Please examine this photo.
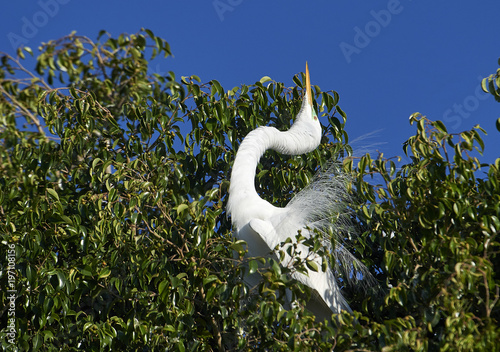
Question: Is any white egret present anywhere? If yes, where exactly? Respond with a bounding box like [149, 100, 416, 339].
[227, 64, 369, 320]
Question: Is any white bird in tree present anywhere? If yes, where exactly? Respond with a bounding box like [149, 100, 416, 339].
[227, 64, 370, 320]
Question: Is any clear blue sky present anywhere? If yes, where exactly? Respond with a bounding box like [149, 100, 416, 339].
[1, 1, 499, 164]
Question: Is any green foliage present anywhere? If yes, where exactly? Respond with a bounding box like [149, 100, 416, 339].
[342, 114, 500, 351]
[481, 57, 500, 131]
[481, 58, 500, 103]
[1, 30, 499, 351]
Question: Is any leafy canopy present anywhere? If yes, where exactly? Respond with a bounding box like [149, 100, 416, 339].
[0, 29, 499, 351]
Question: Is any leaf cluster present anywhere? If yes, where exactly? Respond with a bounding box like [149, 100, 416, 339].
[1, 30, 499, 351]
[0, 30, 349, 351]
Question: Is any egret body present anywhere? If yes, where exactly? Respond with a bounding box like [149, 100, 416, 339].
[227, 64, 365, 319]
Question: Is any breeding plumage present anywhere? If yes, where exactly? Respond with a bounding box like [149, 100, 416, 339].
[227, 64, 370, 319]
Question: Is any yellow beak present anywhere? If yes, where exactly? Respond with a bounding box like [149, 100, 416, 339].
[305, 62, 312, 105]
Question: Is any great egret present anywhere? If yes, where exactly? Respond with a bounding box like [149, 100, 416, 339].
[227, 64, 369, 320]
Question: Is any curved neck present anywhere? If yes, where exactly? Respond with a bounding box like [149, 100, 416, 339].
[227, 124, 320, 226]
[229, 126, 274, 198]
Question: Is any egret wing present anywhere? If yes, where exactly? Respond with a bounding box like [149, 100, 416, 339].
[248, 218, 278, 249]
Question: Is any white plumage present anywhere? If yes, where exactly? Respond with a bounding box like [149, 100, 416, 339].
[227, 64, 369, 319]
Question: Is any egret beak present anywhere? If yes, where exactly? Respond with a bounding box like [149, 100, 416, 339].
[305, 62, 317, 120]
[305, 62, 312, 105]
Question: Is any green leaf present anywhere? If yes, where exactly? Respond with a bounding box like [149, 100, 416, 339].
[259, 76, 272, 84]
[335, 105, 346, 118]
[92, 157, 102, 171]
[293, 73, 302, 88]
[248, 259, 258, 275]
[165, 325, 176, 333]
[176, 203, 189, 214]
[306, 260, 319, 272]
[203, 275, 218, 286]
[80, 266, 93, 277]
[46, 188, 59, 201]
[98, 267, 111, 279]
[230, 240, 247, 253]
[434, 120, 447, 133]
[83, 322, 94, 332]
[32, 332, 42, 351]
[69, 86, 79, 99]
[211, 79, 223, 97]
[481, 77, 490, 93]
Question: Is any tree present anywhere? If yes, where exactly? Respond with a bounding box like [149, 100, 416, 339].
[0, 30, 499, 351]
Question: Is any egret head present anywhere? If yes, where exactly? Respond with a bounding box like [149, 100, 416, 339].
[292, 63, 321, 144]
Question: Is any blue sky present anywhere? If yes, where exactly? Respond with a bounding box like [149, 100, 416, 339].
[1, 1, 499, 165]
